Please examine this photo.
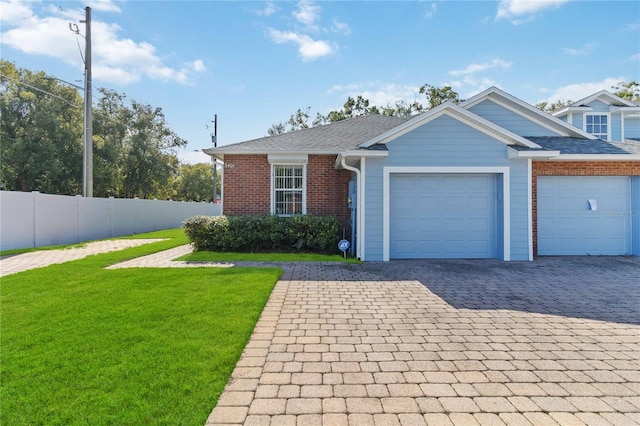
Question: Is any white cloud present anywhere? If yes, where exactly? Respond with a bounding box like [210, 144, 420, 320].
[628, 53, 640, 61]
[86, 0, 121, 13]
[447, 59, 510, 98]
[293, 0, 321, 30]
[424, 3, 437, 19]
[496, 0, 570, 24]
[620, 22, 639, 32]
[562, 42, 597, 56]
[0, 2, 204, 86]
[93, 64, 140, 85]
[541, 77, 626, 104]
[231, 84, 246, 93]
[331, 18, 351, 36]
[0, 1, 33, 22]
[267, 28, 334, 61]
[264, 0, 348, 62]
[255, 1, 277, 16]
[177, 150, 212, 165]
[325, 81, 422, 109]
[192, 60, 206, 72]
[449, 59, 512, 76]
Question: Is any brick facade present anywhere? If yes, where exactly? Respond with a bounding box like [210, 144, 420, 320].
[221, 154, 352, 230]
[532, 161, 640, 256]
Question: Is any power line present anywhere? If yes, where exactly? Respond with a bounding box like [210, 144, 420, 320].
[1, 73, 115, 122]
[0, 73, 81, 109]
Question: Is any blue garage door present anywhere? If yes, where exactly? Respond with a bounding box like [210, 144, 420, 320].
[390, 174, 497, 259]
[538, 176, 631, 255]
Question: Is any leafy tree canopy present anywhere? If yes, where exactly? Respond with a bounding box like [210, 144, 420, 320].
[267, 83, 462, 134]
[0, 60, 202, 200]
[612, 81, 640, 102]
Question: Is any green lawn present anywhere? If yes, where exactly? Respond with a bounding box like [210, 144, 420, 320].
[1, 229, 281, 425]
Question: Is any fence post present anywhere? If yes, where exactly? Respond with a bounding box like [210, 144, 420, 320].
[76, 195, 82, 244]
[32, 191, 39, 248]
[108, 197, 114, 238]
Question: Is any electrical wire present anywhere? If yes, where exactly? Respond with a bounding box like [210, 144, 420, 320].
[0, 73, 110, 120]
[1, 73, 81, 108]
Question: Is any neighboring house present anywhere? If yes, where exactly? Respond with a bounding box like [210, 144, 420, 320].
[553, 90, 640, 143]
[205, 87, 640, 261]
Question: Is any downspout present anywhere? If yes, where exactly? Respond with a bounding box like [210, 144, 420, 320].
[340, 155, 363, 260]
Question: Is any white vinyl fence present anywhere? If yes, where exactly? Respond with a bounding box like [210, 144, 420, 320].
[0, 191, 221, 251]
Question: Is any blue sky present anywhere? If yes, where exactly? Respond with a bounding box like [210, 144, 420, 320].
[2, 0, 639, 164]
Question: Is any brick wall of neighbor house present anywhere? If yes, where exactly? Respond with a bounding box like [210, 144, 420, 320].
[222, 154, 352, 230]
[532, 161, 640, 256]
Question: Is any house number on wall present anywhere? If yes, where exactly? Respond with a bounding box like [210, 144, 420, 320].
[224, 163, 235, 169]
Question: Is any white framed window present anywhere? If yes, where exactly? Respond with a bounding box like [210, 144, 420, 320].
[271, 164, 306, 215]
[584, 113, 609, 140]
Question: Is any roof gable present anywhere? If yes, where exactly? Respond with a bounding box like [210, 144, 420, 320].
[569, 90, 636, 107]
[460, 87, 596, 139]
[359, 102, 541, 149]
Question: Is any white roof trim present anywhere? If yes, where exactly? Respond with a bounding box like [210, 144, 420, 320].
[335, 150, 388, 169]
[569, 90, 636, 107]
[552, 106, 593, 116]
[543, 154, 640, 161]
[360, 102, 541, 149]
[340, 150, 389, 158]
[460, 86, 596, 139]
[203, 148, 343, 156]
[611, 106, 640, 113]
[507, 147, 560, 159]
[267, 153, 308, 164]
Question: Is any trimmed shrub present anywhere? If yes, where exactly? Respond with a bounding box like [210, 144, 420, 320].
[182, 214, 342, 253]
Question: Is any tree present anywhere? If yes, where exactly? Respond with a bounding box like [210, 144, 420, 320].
[612, 81, 640, 102]
[535, 99, 571, 113]
[418, 84, 461, 109]
[266, 84, 460, 134]
[0, 60, 83, 194]
[380, 100, 424, 117]
[325, 95, 380, 123]
[169, 163, 215, 202]
[92, 89, 187, 199]
[1, 60, 188, 199]
[268, 107, 312, 135]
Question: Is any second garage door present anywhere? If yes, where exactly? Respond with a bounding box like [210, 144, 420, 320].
[537, 176, 632, 255]
[390, 174, 497, 259]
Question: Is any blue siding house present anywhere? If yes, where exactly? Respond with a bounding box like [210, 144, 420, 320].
[553, 90, 640, 142]
[206, 87, 640, 261]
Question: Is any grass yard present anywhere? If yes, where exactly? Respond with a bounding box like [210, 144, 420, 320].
[1, 229, 281, 425]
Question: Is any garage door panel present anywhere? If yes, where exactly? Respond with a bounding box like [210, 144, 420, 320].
[538, 176, 631, 255]
[390, 174, 497, 259]
[441, 196, 465, 210]
[468, 240, 490, 253]
[468, 218, 491, 232]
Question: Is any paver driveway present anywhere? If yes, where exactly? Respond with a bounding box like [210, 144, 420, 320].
[206, 257, 640, 426]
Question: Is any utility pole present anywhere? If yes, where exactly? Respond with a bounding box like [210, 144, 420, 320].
[81, 6, 93, 197]
[211, 114, 218, 203]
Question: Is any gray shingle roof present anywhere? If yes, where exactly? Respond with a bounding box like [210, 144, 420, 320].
[205, 114, 410, 154]
[521, 136, 633, 155]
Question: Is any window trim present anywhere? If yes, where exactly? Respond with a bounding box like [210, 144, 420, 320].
[270, 163, 307, 216]
[583, 113, 610, 140]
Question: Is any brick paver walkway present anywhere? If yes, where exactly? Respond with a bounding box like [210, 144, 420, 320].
[0, 239, 166, 277]
[204, 257, 640, 426]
